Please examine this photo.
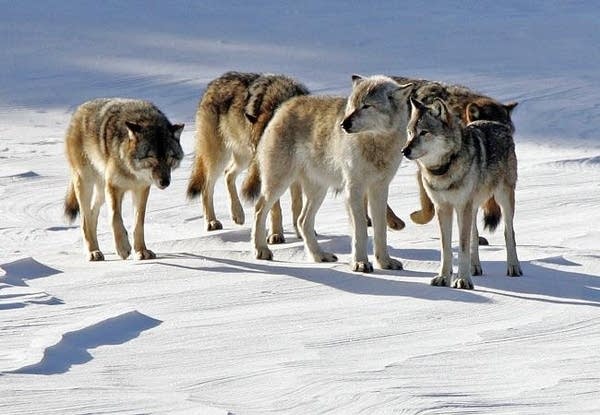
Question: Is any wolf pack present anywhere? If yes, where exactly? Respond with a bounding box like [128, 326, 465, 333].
[63, 72, 521, 290]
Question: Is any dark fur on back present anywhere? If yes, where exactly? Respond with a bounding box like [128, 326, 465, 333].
[187, 72, 309, 199]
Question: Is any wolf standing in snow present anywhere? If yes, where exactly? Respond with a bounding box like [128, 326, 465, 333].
[64, 98, 184, 261]
[244, 75, 412, 272]
[187, 72, 309, 242]
[391, 76, 518, 242]
[403, 97, 522, 289]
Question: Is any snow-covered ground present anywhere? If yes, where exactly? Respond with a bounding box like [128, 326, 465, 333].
[1, 2, 599, 414]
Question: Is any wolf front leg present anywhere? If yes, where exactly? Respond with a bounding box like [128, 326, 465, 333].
[453, 202, 476, 289]
[368, 183, 402, 270]
[105, 182, 131, 259]
[346, 184, 372, 272]
[431, 203, 453, 287]
[132, 185, 156, 260]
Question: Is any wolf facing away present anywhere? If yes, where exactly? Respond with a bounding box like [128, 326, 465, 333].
[186, 72, 309, 242]
[244, 75, 412, 272]
[391, 76, 518, 239]
[402, 97, 522, 289]
[64, 98, 184, 261]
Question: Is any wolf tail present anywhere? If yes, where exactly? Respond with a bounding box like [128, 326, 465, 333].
[187, 158, 206, 199]
[241, 160, 261, 202]
[482, 196, 502, 232]
[64, 181, 79, 223]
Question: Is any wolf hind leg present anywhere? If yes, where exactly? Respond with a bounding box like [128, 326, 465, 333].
[224, 153, 249, 225]
[267, 200, 285, 244]
[298, 180, 336, 263]
[495, 185, 522, 276]
[73, 169, 104, 261]
[410, 169, 435, 225]
[290, 181, 303, 238]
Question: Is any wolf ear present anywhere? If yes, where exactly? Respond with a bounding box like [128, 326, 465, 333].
[125, 121, 143, 140]
[170, 123, 185, 140]
[504, 101, 518, 115]
[432, 99, 451, 125]
[351, 74, 364, 87]
[389, 83, 414, 101]
[245, 112, 258, 123]
[410, 96, 427, 113]
[466, 103, 480, 122]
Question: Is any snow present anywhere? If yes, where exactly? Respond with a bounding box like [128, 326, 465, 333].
[1, 1, 599, 414]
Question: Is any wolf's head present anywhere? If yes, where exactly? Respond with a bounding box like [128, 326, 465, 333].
[125, 122, 185, 189]
[341, 75, 413, 135]
[466, 98, 517, 132]
[403, 98, 462, 166]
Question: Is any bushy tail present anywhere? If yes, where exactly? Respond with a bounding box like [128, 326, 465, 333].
[64, 181, 79, 223]
[482, 196, 502, 232]
[187, 158, 206, 199]
[241, 160, 261, 202]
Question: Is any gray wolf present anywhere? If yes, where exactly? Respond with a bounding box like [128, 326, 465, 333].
[64, 98, 184, 261]
[402, 97, 522, 289]
[244, 75, 412, 272]
[391, 76, 518, 243]
[186, 72, 308, 242]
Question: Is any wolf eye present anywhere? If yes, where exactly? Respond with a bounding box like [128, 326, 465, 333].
[362, 104, 372, 110]
[419, 130, 429, 137]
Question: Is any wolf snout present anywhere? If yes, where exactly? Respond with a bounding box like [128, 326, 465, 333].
[156, 177, 170, 189]
[401, 146, 413, 159]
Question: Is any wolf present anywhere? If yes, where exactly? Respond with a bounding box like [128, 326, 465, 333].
[402, 97, 522, 289]
[186, 72, 309, 242]
[390, 76, 518, 244]
[64, 98, 184, 261]
[244, 75, 412, 272]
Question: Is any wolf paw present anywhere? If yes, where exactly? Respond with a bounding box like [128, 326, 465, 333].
[430, 275, 450, 287]
[378, 257, 403, 270]
[507, 263, 523, 277]
[387, 216, 406, 231]
[267, 233, 285, 244]
[231, 208, 245, 225]
[452, 277, 474, 290]
[315, 252, 338, 262]
[207, 220, 223, 231]
[478, 236, 489, 246]
[410, 209, 434, 225]
[116, 240, 132, 260]
[255, 247, 273, 260]
[136, 249, 156, 260]
[352, 261, 373, 273]
[88, 250, 105, 261]
[471, 263, 483, 276]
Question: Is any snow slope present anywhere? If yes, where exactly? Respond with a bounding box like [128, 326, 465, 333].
[1, 2, 599, 414]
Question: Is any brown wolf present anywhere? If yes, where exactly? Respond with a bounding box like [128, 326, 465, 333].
[403, 97, 521, 289]
[390, 76, 517, 243]
[186, 72, 308, 242]
[64, 98, 184, 261]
